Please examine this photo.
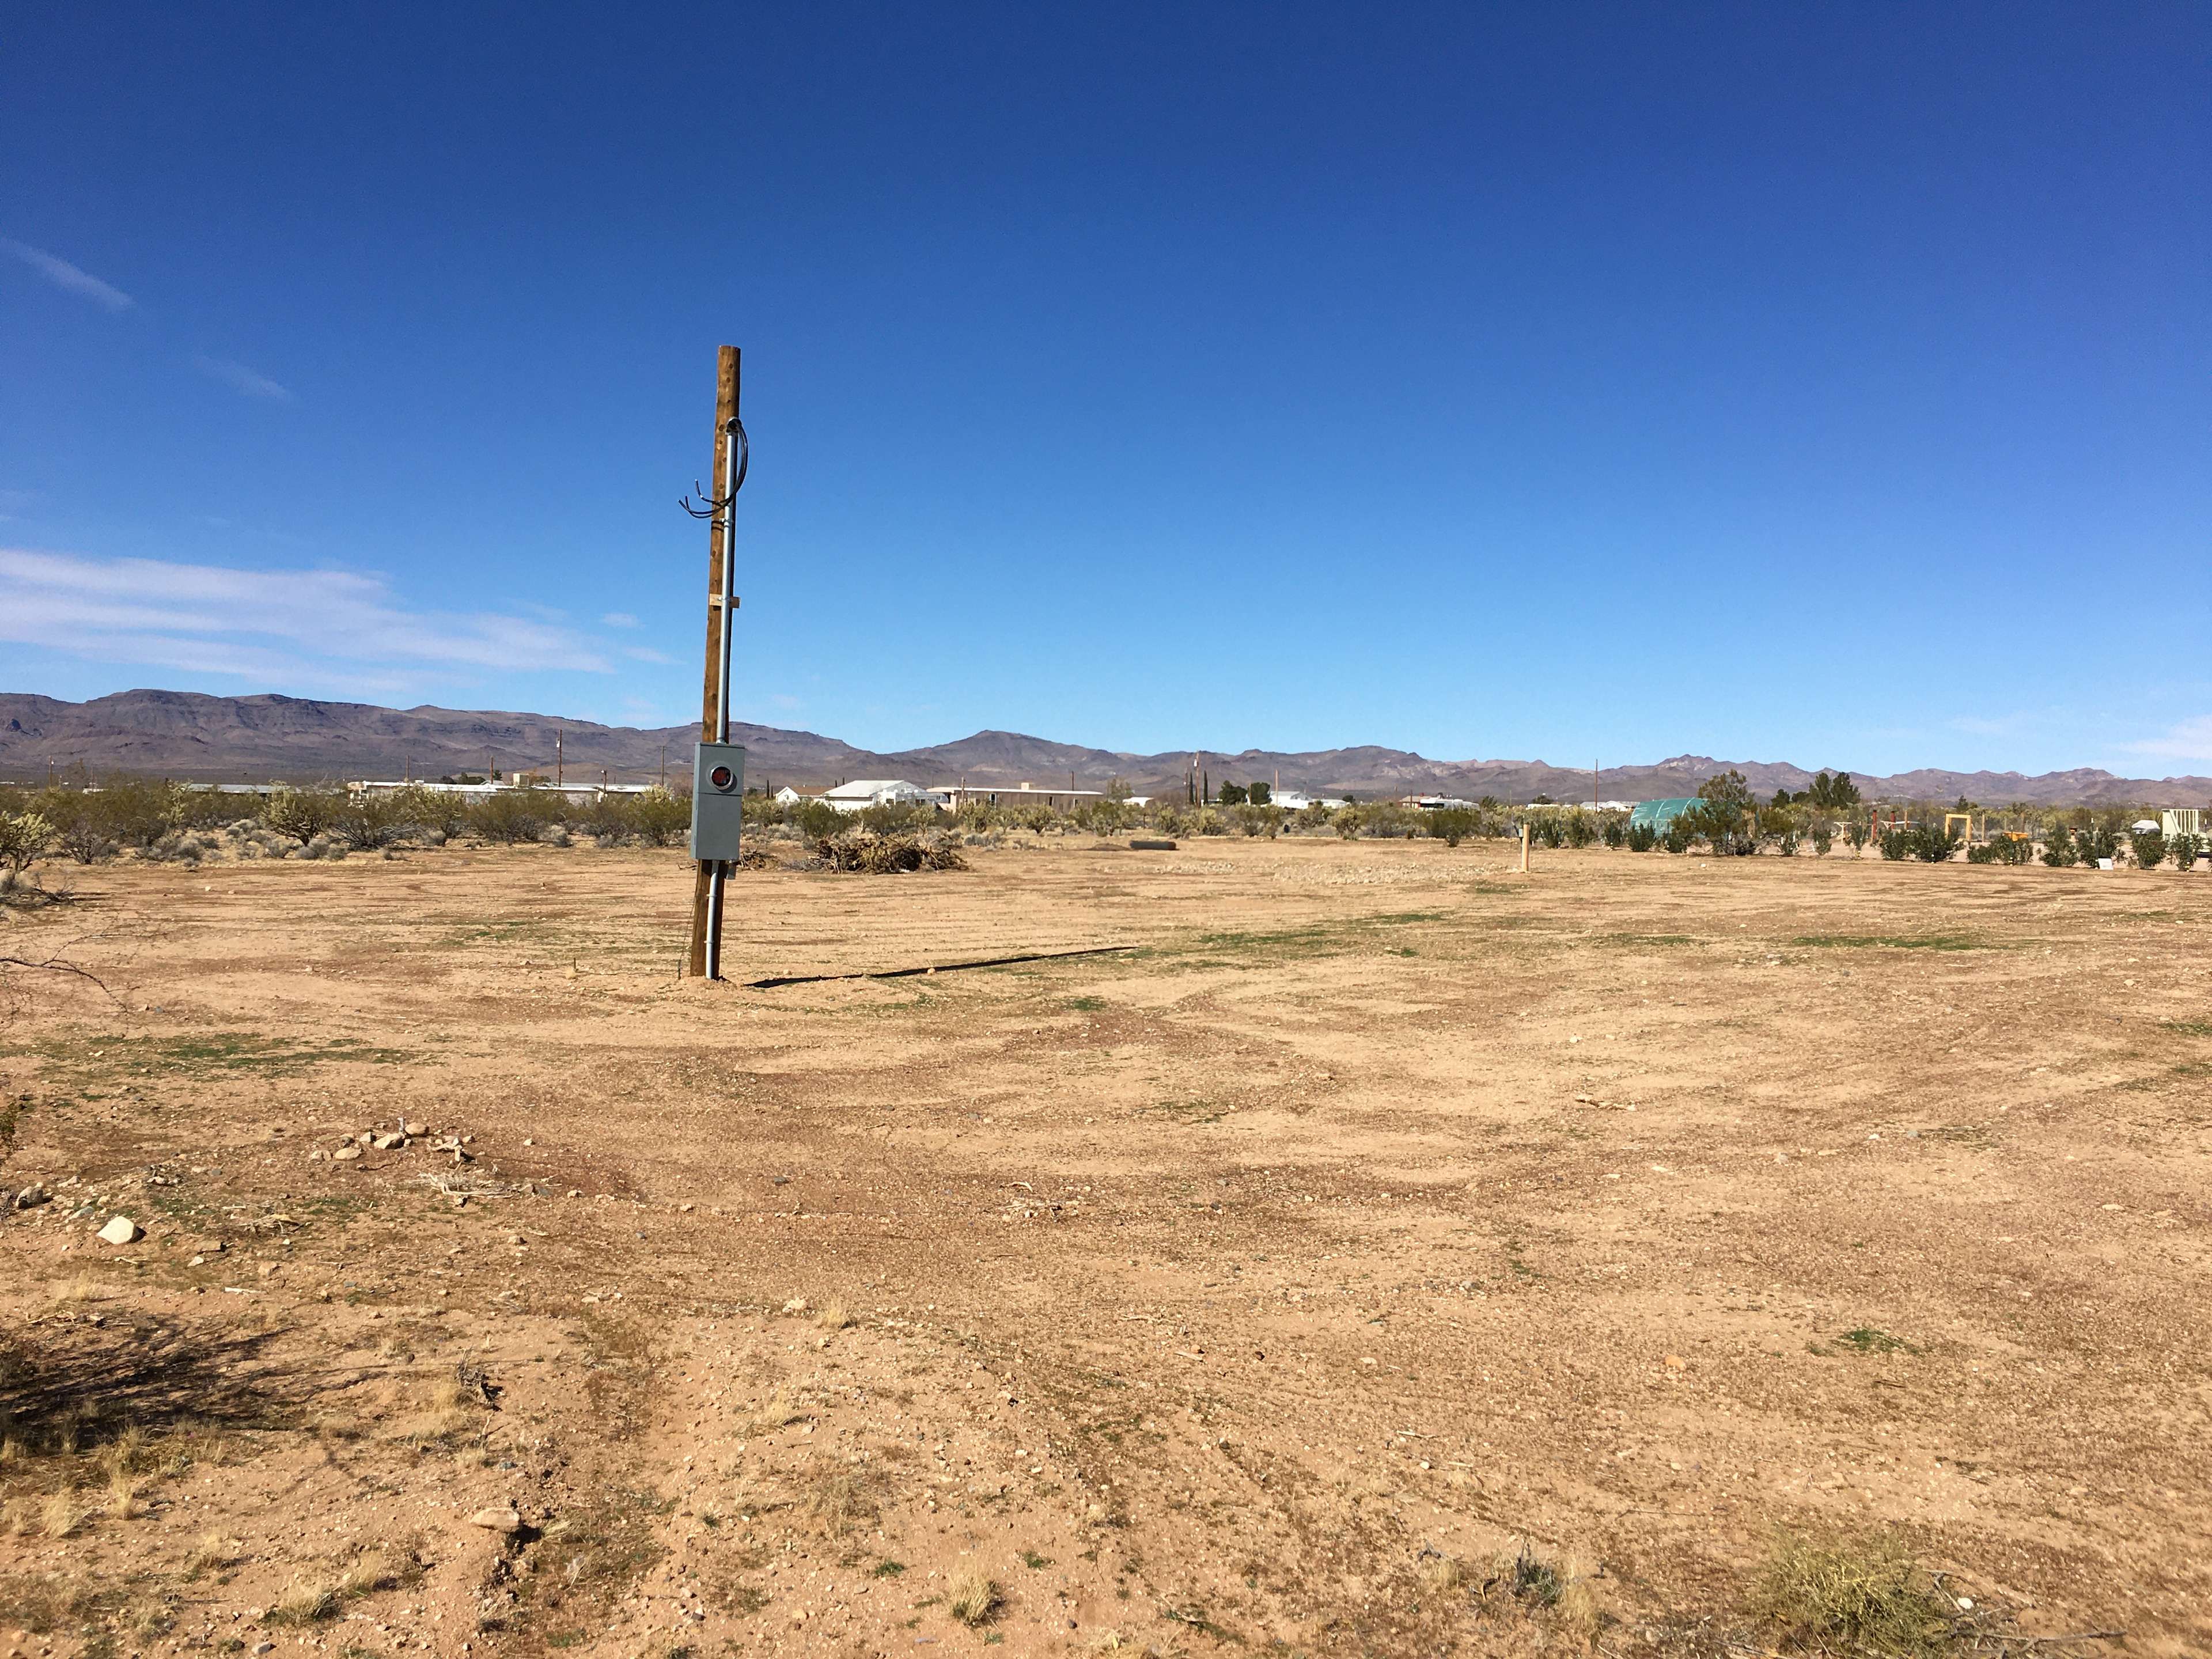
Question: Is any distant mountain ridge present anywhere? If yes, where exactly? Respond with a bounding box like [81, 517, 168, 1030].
[1, 690, 2205, 808]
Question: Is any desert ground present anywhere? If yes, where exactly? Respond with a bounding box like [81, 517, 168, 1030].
[1, 836, 2207, 1658]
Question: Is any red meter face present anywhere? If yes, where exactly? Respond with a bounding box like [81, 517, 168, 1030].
[710, 764, 736, 790]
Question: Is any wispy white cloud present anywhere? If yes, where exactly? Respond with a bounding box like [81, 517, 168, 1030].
[770, 693, 803, 711]
[194, 354, 293, 402]
[2, 239, 134, 312]
[623, 646, 676, 665]
[0, 547, 611, 690]
[603, 611, 641, 628]
[2122, 715, 2212, 767]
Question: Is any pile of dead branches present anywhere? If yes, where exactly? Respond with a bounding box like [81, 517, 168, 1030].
[811, 832, 968, 874]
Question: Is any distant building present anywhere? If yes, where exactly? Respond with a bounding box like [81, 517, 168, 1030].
[773, 786, 807, 806]
[821, 779, 937, 813]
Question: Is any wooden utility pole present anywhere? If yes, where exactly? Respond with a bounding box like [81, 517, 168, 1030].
[686, 346, 741, 978]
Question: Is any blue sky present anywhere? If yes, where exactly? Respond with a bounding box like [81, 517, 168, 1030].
[3, 3, 2207, 775]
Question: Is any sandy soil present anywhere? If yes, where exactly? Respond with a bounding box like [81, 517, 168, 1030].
[1, 837, 2207, 1658]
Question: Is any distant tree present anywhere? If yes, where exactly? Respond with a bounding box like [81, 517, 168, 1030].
[1531, 793, 1554, 805]
[1771, 788, 1794, 809]
[1248, 781, 1271, 806]
[1218, 782, 1248, 806]
[1104, 775, 1132, 802]
[1681, 770, 1756, 854]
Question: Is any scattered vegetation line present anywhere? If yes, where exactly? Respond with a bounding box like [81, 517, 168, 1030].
[1790, 934, 1982, 952]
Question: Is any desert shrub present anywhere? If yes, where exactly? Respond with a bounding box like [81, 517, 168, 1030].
[147, 831, 207, 864]
[467, 787, 550, 844]
[541, 825, 572, 847]
[1191, 808, 1227, 836]
[1662, 817, 1692, 854]
[1883, 824, 1956, 862]
[1626, 820, 1658, 853]
[386, 784, 469, 841]
[1967, 835, 2033, 866]
[2077, 823, 2120, 866]
[2176, 835, 2198, 871]
[0, 810, 54, 872]
[855, 800, 938, 835]
[329, 793, 407, 851]
[1562, 808, 1596, 849]
[627, 787, 691, 847]
[1333, 804, 1365, 839]
[1810, 822, 1833, 856]
[1234, 804, 1283, 838]
[2130, 829, 2165, 869]
[1428, 807, 1476, 847]
[783, 798, 840, 840]
[1601, 815, 1626, 849]
[1844, 816, 1870, 852]
[1775, 828, 1799, 856]
[263, 787, 342, 844]
[36, 791, 117, 863]
[168, 786, 240, 832]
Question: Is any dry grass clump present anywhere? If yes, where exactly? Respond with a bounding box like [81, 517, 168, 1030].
[339, 1547, 406, 1599]
[399, 1377, 478, 1446]
[812, 1300, 851, 1332]
[46, 1274, 101, 1306]
[800, 1461, 882, 1538]
[41, 1490, 85, 1539]
[267, 1575, 340, 1625]
[184, 1532, 233, 1575]
[743, 1387, 805, 1437]
[947, 1565, 1001, 1626]
[1750, 1529, 1950, 1657]
[1418, 1550, 1468, 1599]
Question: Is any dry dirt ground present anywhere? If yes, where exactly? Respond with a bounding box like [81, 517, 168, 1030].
[1, 838, 2207, 1659]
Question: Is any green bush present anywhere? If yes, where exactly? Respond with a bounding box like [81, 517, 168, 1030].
[2040, 826, 2076, 866]
[2131, 829, 2166, 870]
[1662, 817, 1692, 854]
[2175, 835, 2198, 872]
[1680, 770, 1756, 855]
[467, 787, 551, 844]
[628, 788, 692, 846]
[263, 786, 342, 844]
[1626, 820, 1658, 853]
[1967, 835, 2033, 866]
[329, 792, 408, 850]
[0, 810, 54, 872]
[1333, 804, 1365, 839]
[2078, 824, 2120, 866]
[1427, 807, 1477, 847]
[1810, 822, 1833, 856]
[385, 783, 469, 840]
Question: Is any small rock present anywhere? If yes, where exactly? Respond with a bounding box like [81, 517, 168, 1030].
[1663, 1353, 1687, 1371]
[15, 1184, 51, 1209]
[403, 1120, 427, 1137]
[97, 1215, 143, 1245]
[782, 1297, 809, 1315]
[252, 1644, 274, 1655]
[467, 1505, 523, 1534]
[189, 1254, 206, 1266]
[372, 1132, 404, 1151]
[332, 1145, 363, 1162]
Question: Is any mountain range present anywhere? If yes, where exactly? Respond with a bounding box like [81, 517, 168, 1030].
[2, 690, 2206, 808]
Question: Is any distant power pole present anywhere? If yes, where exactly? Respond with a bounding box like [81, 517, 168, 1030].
[556, 724, 564, 786]
[687, 346, 742, 978]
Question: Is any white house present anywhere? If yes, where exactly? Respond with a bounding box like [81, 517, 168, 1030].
[773, 786, 806, 806]
[821, 779, 937, 814]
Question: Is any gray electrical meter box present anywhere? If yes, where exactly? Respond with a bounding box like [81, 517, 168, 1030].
[689, 743, 747, 861]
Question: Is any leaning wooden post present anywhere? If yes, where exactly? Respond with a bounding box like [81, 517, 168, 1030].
[685, 346, 740, 977]
[1518, 820, 1531, 874]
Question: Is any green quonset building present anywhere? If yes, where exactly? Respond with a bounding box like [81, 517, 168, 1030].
[1627, 798, 1700, 834]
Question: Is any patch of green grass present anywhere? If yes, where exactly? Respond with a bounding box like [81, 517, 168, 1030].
[2164, 1020, 2212, 1038]
[1181, 909, 1449, 963]
[28, 1031, 418, 1081]
[1838, 1327, 1916, 1355]
[1066, 997, 1106, 1013]
[1790, 934, 1982, 952]
[1020, 1550, 1051, 1569]
[871, 1559, 907, 1579]
[1601, 933, 1700, 947]
[1152, 1099, 1228, 1125]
